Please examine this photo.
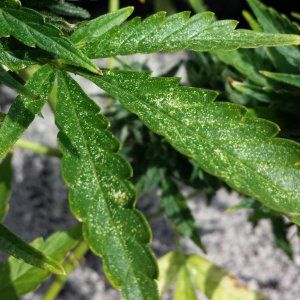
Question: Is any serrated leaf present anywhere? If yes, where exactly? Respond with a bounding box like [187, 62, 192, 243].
[247, 0, 300, 68]
[81, 9, 300, 58]
[0, 7, 99, 73]
[0, 224, 81, 298]
[186, 255, 266, 300]
[0, 64, 55, 160]
[159, 177, 206, 252]
[174, 265, 197, 300]
[0, 224, 64, 275]
[55, 71, 158, 300]
[0, 66, 37, 99]
[70, 6, 133, 44]
[157, 251, 184, 295]
[82, 69, 300, 225]
[0, 153, 13, 221]
[260, 71, 300, 88]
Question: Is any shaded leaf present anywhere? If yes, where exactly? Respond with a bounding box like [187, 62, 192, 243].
[0, 152, 13, 221]
[82, 69, 300, 225]
[0, 7, 99, 73]
[80, 9, 300, 58]
[260, 71, 300, 88]
[0, 224, 81, 298]
[0, 224, 64, 275]
[159, 177, 206, 252]
[55, 71, 158, 300]
[186, 255, 266, 300]
[0, 64, 55, 160]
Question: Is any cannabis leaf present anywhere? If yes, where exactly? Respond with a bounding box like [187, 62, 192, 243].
[0, 225, 81, 299]
[0, 7, 99, 73]
[0, 64, 55, 160]
[75, 8, 300, 58]
[260, 71, 300, 88]
[82, 69, 300, 225]
[55, 71, 158, 300]
[0, 224, 64, 275]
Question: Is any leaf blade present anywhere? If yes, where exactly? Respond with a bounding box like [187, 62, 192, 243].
[55, 71, 159, 300]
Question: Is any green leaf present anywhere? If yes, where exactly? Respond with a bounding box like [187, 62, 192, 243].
[0, 42, 37, 70]
[0, 224, 81, 298]
[0, 66, 38, 99]
[0, 0, 20, 8]
[174, 265, 197, 300]
[80, 9, 300, 58]
[260, 71, 300, 88]
[186, 255, 266, 300]
[226, 198, 257, 213]
[0, 7, 99, 73]
[0, 64, 55, 160]
[82, 69, 300, 225]
[70, 7, 134, 44]
[0, 224, 64, 275]
[0, 153, 13, 221]
[247, 0, 300, 68]
[55, 71, 159, 300]
[159, 177, 206, 252]
[157, 251, 184, 295]
[49, 0, 90, 19]
[242, 10, 263, 32]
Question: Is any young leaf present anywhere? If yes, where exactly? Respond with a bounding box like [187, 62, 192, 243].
[82, 69, 300, 225]
[157, 251, 184, 295]
[260, 71, 300, 88]
[0, 66, 38, 99]
[174, 265, 197, 300]
[0, 64, 55, 160]
[159, 177, 206, 252]
[0, 153, 13, 221]
[80, 9, 300, 58]
[0, 224, 81, 298]
[0, 224, 64, 275]
[55, 71, 159, 300]
[186, 255, 266, 300]
[0, 7, 99, 73]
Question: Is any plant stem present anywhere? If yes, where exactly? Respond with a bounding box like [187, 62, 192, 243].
[43, 240, 89, 300]
[108, 0, 120, 69]
[15, 139, 62, 158]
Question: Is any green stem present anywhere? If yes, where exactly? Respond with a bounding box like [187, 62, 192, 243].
[43, 240, 89, 300]
[108, 0, 120, 69]
[15, 139, 62, 158]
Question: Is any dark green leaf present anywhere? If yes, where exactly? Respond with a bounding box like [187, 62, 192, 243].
[83, 69, 300, 225]
[0, 153, 13, 221]
[0, 224, 64, 274]
[0, 224, 81, 298]
[0, 7, 99, 73]
[55, 71, 159, 300]
[260, 71, 300, 88]
[0, 64, 55, 160]
[159, 177, 206, 252]
[81, 9, 300, 58]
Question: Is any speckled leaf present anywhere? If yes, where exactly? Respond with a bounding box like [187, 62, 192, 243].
[55, 71, 158, 300]
[0, 66, 37, 99]
[186, 255, 266, 300]
[82, 69, 300, 225]
[81, 9, 300, 58]
[70, 7, 133, 44]
[0, 224, 64, 275]
[0, 153, 13, 221]
[0, 7, 99, 73]
[260, 71, 300, 88]
[0, 64, 55, 160]
[0, 224, 81, 298]
[159, 177, 206, 252]
[0, 42, 37, 70]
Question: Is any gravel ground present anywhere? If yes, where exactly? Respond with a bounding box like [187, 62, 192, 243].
[1, 53, 300, 300]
